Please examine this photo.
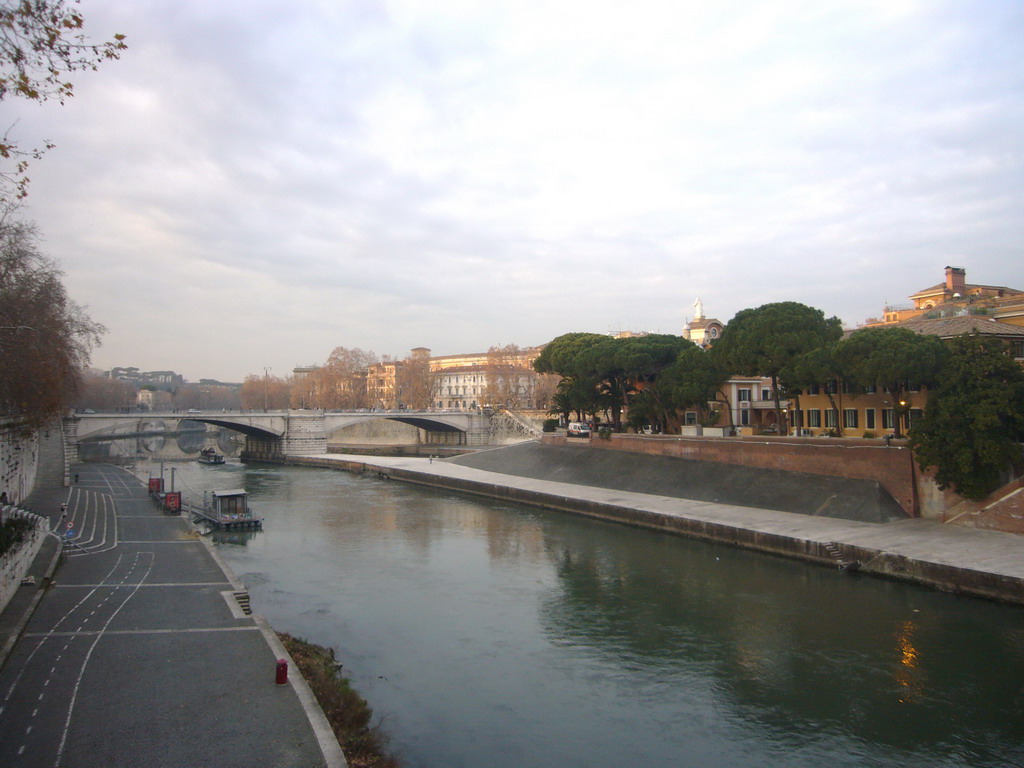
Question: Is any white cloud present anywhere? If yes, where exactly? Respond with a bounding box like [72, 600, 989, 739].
[6, 0, 1022, 380]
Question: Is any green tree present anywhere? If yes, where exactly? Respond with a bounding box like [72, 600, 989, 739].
[655, 344, 729, 430]
[836, 327, 946, 438]
[714, 302, 842, 435]
[578, 334, 688, 430]
[786, 344, 848, 433]
[910, 335, 1024, 500]
[532, 332, 607, 378]
[553, 375, 600, 424]
[536, 333, 690, 430]
[1, 0, 126, 199]
[533, 332, 607, 420]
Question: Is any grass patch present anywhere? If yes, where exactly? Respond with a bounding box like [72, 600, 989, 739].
[278, 632, 400, 768]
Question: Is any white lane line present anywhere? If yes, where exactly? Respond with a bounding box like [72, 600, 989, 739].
[53, 552, 156, 768]
[114, 540, 198, 544]
[24, 626, 260, 637]
[55, 582, 230, 588]
[1, 555, 127, 708]
[68, 490, 120, 554]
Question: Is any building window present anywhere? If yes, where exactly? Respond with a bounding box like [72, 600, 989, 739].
[738, 389, 751, 402]
[1012, 340, 1024, 359]
[807, 409, 821, 428]
[825, 410, 837, 428]
[806, 383, 820, 395]
[761, 388, 771, 401]
[825, 379, 837, 395]
[739, 410, 750, 426]
[865, 409, 876, 430]
[882, 409, 895, 429]
[864, 384, 877, 394]
[843, 409, 858, 429]
[908, 408, 924, 429]
[684, 411, 698, 425]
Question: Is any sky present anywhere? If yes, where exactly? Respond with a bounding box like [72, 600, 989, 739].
[7, 0, 1023, 382]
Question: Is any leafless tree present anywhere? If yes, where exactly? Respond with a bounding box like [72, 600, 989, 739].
[240, 373, 291, 410]
[0, 217, 104, 427]
[76, 373, 135, 411]
[1, 0, 126, 201]
[396, 348, 434, 410]
[293, 347, 377, 409]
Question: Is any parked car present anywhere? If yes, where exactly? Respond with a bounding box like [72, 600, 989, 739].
[567, 422, 592, 438]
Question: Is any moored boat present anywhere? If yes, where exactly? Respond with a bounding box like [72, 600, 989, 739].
[198, 447, 226, 465]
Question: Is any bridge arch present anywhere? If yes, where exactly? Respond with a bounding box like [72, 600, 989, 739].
[71, 414, 286, 443]
[66, 409, 495, 461]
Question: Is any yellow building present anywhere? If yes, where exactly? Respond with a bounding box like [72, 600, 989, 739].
[871, 266, 1023, 326]
[794, 316, 1024, 438]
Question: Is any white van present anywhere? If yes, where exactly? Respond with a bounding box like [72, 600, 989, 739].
[567, 422, 592, 438]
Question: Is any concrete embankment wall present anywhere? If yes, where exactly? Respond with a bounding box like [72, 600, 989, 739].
[1, 424, 40, 506]
[328, 419, 420, 447]
[285, 451, 1024, 605]
[547, 433, 920, 516]
[450, 441, 906, 523]
[0, 510, 47, 616]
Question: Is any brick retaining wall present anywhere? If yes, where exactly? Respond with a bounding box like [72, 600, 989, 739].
[547, 433, 919, 516]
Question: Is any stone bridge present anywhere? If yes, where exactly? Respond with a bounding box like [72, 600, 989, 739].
[65, 410, 493, 461]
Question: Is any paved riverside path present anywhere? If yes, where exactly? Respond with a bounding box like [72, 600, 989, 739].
[295, 452, 1024, 604]
[0, 463, 344, 768]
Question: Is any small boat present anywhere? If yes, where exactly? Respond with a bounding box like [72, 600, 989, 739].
[198, 448, 226, 465]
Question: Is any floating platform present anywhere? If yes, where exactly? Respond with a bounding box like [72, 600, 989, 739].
[185, 489, 263, 530]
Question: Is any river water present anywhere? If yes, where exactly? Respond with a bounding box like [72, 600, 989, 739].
[123, 452, 1022, 768]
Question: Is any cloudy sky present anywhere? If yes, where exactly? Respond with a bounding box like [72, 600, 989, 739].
[8, 0, 1023, 382]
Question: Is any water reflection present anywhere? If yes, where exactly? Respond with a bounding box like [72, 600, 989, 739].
[538, 522, 1024, 760]
[894, 619, 924, 704]
[79, 429, 242, 464]
[117, 459, 1024, 768]
[209, 529, 260, 547]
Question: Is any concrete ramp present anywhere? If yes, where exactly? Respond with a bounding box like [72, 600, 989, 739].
[449, 442, 908, 523]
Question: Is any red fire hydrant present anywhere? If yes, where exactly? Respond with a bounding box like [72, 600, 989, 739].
[276, 658, 288, 685]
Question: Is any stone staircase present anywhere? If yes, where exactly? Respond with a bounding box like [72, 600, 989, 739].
[490, 410, 541, 442]
[824, 541, 861, 571]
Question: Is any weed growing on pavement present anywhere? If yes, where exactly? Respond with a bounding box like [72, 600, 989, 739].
[278, 632, 400, 768]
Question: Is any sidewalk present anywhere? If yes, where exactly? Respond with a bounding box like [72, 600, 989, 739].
[0, 463, 345, 768]
[292, 452, 1024, 605]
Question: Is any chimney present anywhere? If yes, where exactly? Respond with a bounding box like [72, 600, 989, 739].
[945, 266, 966, 295]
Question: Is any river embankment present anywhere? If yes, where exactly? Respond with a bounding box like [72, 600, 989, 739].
[278, 633, 400, 768]
[284, 442, 1024, 605]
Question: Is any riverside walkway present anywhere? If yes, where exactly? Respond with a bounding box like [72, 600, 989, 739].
[0, 463, 345, 768]
[291, 449, 1024, 605]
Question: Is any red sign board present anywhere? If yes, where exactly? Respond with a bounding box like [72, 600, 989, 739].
[164, 492, 181, 512]
[148, 478, 163, 493]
